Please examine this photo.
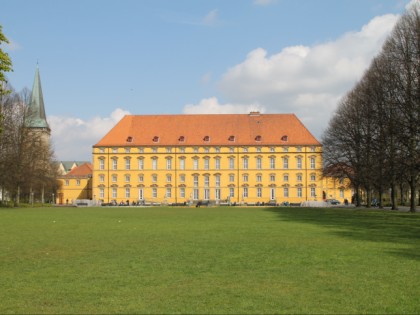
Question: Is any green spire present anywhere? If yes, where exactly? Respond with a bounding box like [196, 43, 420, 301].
[26, 64, 50, 131]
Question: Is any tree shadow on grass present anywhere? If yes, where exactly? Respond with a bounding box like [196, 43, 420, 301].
[263, 207, 420, 261]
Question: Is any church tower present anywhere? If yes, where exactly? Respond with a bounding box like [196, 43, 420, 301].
[25, 65, 51, 140]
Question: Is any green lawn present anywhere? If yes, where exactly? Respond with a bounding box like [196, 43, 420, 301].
[0, 206, 419, 314]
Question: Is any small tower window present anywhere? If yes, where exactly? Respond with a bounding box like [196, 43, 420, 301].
[178, 136, 185, 142]
[126, 136, 133, 143]
[153, 136, 159, 142]
[281, 135, 288, 142]
[228, 135, 235, 142]
[255, 135, 262, 141]
[203, 136, 210, 142]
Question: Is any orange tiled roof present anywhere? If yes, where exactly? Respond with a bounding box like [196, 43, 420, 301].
[64, 163, 93, 177]
[93, 113, 320, 147]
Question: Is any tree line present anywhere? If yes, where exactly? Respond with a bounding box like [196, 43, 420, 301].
[322, 4, 419, 212]
[0, 26, 58, 206]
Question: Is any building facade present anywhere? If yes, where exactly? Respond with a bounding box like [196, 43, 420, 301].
[56, 163, 93, 204]
[92, 112, 343, 205]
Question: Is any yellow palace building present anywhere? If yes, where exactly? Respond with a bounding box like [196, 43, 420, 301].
[92, 112, 351, 205]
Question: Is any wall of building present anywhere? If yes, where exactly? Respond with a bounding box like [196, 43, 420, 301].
[92, 144, 329, 205]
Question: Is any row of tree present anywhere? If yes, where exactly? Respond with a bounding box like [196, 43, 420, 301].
[322, 4, 419, 212]
[0, 86, 59, 206]
[1, 26, 58, 206]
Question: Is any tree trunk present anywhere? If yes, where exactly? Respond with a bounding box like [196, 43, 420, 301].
[409, 176, 416, 213]
[391, 184, 398, 210]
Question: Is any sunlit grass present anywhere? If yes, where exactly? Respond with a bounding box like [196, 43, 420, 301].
[0, 206, 419, 314]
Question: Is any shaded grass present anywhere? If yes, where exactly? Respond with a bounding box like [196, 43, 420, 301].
[0, 206, 419, 314]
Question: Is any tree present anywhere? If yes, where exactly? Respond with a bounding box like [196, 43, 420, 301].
[0, 25, 13, 97]
[323, 3, 419, 212]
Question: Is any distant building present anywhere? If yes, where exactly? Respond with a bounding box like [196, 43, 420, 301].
[91, 112, 352, 205]
[56, 163, 93, 204]
[58, 161, 91, 175]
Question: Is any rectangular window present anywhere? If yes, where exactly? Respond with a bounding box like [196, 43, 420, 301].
[311, 174, 316, 181]
[215, 175, 221, 187]
[112, 159, 117, 170]
[297, 157, 302, 169]
[229, 174, 234, 182]
[179, 159, 185, 170]
[243, 174, 248, 182]
[138, 188, 144, 200]
[297, 174, 302, 182]
[152, 159, 157, 170]
[99, 175, 104, 183]
[204, 159, 209, 170]
[180, 187, 185, 198]
[152, 175, 157, 182]
[204, 189, 210, 200]
[270, 175, 275, 182]
[283, 174, 289, 182]
[310, 187, 316, 197]
[284, 187, 289, 198]
[152, 188, 157, 198]
[270, 158, 275, 169]
[65, 180, 69, 186]
[166, 188, 172, 198]
[297, 187, 302, 197]
[99, 159, 104, 170]
[193, 189, 199, 200]
[229, 158, 235, 170]
[125, 159, 130, 170]
[166, 159, 172, 170]
[204, 176, 210, 187]
[243, 158, 248, 169]
[138, 175, 144, 182]
[138, 159, 144, 170]
[310, 158, 316, 169]
[215, 189, 221, 200]
[243, 187, 248, 198]
[256, 175, 262, 182]
[99, 188, 104, 199]
[166, 175, 172, 182]
[283, 158, 288, 169]
[257, 187, 262, 198]
[125, 175, 130, 182]
[125, 188, 130, 198]
[193, 159, 199, 170]
[193, 176, 199, 187]
[229, 188, 235, 198]
[112, 175, 117, 182]
[256, 158, 262, 169]
[112, 188, 117, 199]
[340, 189, 344, 198]
[215, 159, 220, 170]
[180, 174, 185, 183]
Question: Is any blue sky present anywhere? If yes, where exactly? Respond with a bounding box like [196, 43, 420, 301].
[1, 0, 415, 160]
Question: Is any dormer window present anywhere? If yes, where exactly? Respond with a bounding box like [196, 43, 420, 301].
[203, 136, 210, 142]
[126, 136, 133, 143]
[153, 136, 159, 143]
[281, 135, 288, 142]
[178, 136, 185, 142]
[228, 135, 235, 142]
[255, 135, 262, 141]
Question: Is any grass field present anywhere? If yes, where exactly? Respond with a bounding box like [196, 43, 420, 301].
[0, 206, 419, 314]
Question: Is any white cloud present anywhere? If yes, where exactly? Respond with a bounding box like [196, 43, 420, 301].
[183, 97, 265, 114]
[202, 9, 218, 26]
[208, 12, 400, 139]
[49, 108, 130, 161]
